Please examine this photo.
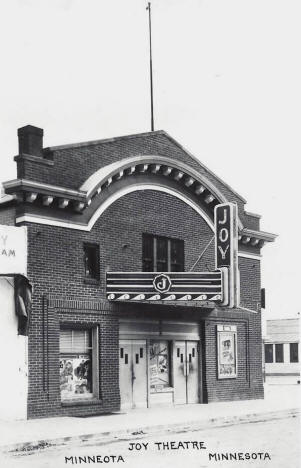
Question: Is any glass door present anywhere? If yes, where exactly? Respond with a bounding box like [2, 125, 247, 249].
[173, 340, 199, 404]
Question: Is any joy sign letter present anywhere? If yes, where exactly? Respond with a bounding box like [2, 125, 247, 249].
[214, 203, 239, 307]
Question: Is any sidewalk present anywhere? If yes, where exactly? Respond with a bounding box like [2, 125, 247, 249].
[1, 384, 300, 453]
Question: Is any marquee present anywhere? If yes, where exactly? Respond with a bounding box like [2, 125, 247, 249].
[106, 202, 239, 307]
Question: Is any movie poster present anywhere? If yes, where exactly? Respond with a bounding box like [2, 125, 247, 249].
[60, 356, 92, 400]
[217, 325, 237, 379]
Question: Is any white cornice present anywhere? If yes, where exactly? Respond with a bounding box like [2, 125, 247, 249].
[241, 228, 277, 243]
[16, 183, 215, 232]
[3, 178, 86, 199]
[238, 252, 261, 260]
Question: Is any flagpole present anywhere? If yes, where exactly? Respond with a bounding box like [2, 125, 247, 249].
[147, 2, 154, 131]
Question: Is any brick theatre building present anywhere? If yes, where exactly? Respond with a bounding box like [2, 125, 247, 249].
[0, 125, 276, 419]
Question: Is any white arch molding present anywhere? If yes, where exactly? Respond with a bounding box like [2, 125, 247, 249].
[16, 184, 262, 260]
[79, 154, 243, 231]
[89, 183, 215, 230]
[80, 154, 228, 204]
[16, 183, 215, 231]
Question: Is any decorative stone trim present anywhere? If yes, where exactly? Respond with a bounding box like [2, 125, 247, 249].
[6, 159, 276, 247]
[48, 296, 117, 312]
[238, 228, 277, 246]
[3, 178, 86, 212]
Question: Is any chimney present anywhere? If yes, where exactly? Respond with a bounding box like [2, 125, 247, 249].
[18, 125, 44, 157]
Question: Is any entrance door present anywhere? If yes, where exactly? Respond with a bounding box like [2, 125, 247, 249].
[173, 341, 199, 404]
[186, 341, 199, 403]
[119, 340, 147, 409]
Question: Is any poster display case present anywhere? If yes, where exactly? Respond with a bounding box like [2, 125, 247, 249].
[217, 324, 237, 379]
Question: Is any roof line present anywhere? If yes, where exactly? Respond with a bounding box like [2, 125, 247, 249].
[162, 131, 247, 204]
[44, 128, 247, 204]
[44, 130, 165, 152]
[266, 318, 300, 322]
[245, 210, 261, 219]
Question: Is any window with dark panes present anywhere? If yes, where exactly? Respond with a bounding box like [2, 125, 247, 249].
[84, 243, 100, 280]
[275, 343, 284, 363]
[156, 237, 168, 271]
[170, 238, 184, 271]
[264, 344, 273, 363]
[290, 343, 299, 363]
[142, 234, 154, 271]
[142, 234, 184, 272]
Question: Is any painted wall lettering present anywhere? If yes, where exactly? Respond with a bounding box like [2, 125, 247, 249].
[0, 225, 27, 275]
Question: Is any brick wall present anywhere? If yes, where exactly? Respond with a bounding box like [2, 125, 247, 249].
[23, 188, 263, 418]
[27, 299, 120, 419]
[203, 311, 264, 403]
[16, 131, 251, 222]
[0, 205, 15, 225]
[239, 257, 261, 311]
[26, 191, 215, 300]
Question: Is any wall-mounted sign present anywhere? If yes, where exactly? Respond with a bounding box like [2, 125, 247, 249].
[106, 203, 238, 307]
[153, 274, 172, 294]
[217, 324, 237, 379]
[0, 225, 27, 276]
[215, 204, 232, 268]
[106, 271, 224, 302]
[214, 203, 239, 307]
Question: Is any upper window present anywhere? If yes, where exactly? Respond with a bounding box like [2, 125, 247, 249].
[83, 243, 100, 281]
[264, 344, 273, 363]
[275, 344, 284, 363]
[142, 234, 184, 272]
[290, 343, 299, 363]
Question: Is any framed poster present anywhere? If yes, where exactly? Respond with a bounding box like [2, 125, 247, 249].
[217, 324, 237, 379]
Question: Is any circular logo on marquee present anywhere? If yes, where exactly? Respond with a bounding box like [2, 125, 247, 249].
[153, 274, 172, 293]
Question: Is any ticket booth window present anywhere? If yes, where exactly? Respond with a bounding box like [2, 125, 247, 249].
[59, 328, 99, 401]
[149, 340, 171, 392]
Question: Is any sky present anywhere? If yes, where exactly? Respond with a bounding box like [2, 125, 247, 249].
[0, 0, 300, 321]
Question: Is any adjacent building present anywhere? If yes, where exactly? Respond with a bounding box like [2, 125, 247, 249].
[0, 125, 276, 419]
[263, 318, 300, 384]
[0, 224, 29, 420]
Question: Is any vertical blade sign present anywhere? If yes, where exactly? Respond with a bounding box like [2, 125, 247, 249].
[215, 204, 232, 268]
[215, 203, 239, 307]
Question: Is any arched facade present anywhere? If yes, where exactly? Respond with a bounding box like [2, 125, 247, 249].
[0, 125, 276, 418]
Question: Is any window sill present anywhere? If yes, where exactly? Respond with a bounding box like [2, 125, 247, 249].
[83, 278, 100, 286]
[61, 398, 102, 407]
